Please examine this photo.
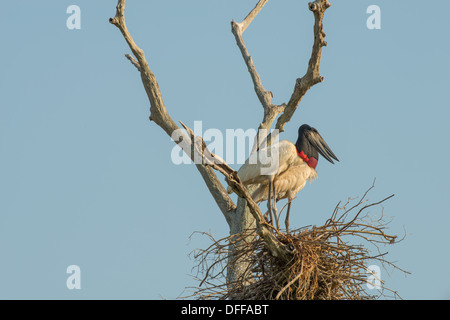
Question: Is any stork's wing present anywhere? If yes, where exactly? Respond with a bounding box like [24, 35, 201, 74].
[230, 140, 298, 189]
[251, 163, 317, 203]
[306, 128, 339, 164]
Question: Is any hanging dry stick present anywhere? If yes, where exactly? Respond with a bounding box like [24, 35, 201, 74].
[178, 121, 294, 261]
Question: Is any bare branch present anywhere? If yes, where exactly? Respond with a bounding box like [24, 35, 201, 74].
[109, 0, 236, 219]
[125, 54, 141, 71]
[109, 0, 174, 136]
[275, 0, 331, 133]
[240, 0, 269, 33]
[231, 21, 273, 113]
[232, 0, 331, 149]
[231, 0, 286, 149]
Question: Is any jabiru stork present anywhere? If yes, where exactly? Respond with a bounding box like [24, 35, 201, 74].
[228, 124, 339, 231]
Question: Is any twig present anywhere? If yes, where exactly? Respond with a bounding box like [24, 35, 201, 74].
[125, 54, 141, 71]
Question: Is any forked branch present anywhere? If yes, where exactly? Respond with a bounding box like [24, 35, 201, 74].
[231, 0, 286, 150]
[231, 0, 331, 150]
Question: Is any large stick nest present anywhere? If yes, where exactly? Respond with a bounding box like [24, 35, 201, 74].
[186, 186, 408, 300]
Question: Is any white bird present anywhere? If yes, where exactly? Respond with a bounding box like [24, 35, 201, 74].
[228, 124, 339, 231]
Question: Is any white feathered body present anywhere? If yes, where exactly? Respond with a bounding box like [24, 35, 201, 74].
[228, 140, 318, 201]
[252, 163, 317, 203]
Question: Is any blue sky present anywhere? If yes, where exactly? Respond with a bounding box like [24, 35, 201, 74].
[0, 0, 449, 299]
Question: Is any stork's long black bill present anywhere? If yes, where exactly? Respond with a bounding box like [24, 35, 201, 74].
[307, 129, 339, 164]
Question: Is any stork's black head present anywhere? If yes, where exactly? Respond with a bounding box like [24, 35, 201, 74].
[295, 124, 339, 165]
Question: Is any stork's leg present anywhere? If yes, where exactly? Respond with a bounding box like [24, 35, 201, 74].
[285, 201, 292, 233]
[272, 183, 279, 230]
[267, 180, 274, 226]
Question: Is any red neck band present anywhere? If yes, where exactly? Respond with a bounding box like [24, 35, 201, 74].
[296, 149, 318, 169]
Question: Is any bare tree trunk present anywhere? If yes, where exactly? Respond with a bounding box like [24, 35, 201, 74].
[226, 0, 331, 288]
[226, 190, 257, 287]
[109, 0, 331, 294]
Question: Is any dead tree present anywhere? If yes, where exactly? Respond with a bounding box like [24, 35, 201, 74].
[109, 0, 331, 291]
